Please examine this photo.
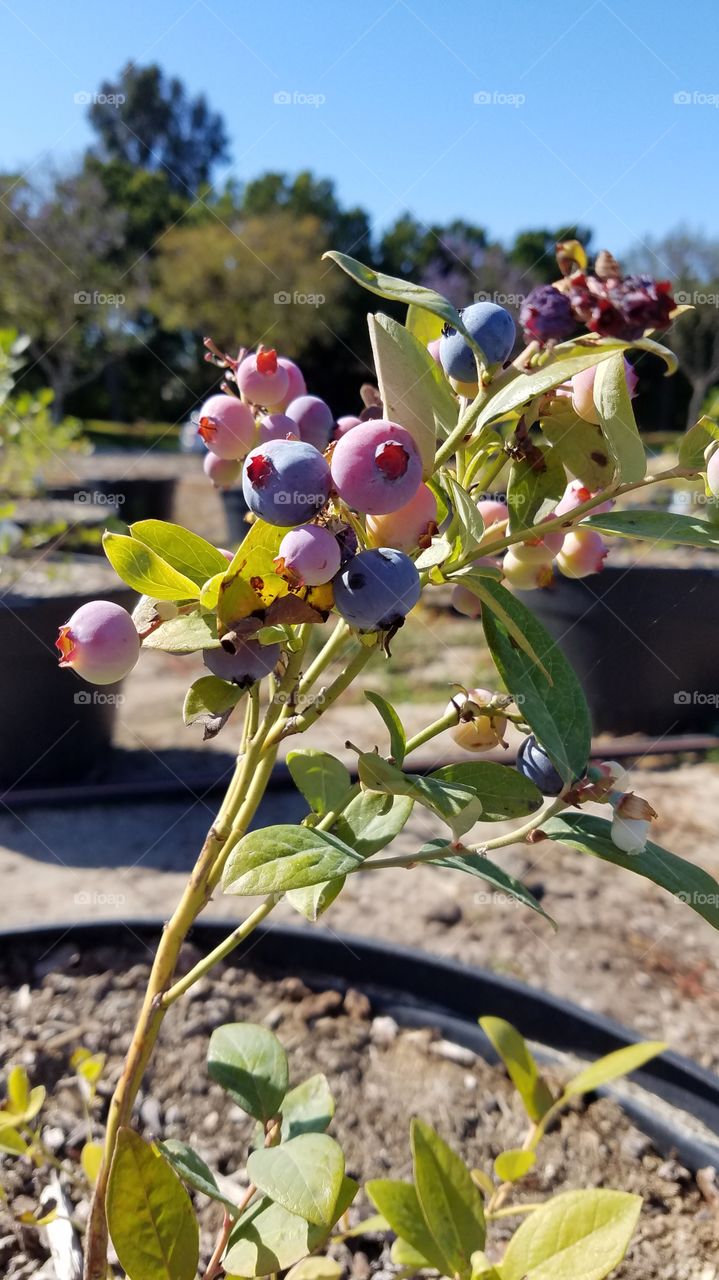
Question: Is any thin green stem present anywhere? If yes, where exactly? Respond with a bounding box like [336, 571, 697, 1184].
[160, 896, 279, 1008]
[299, 620, 350, 693]
[487, 1202, 544, 1221]
[403, 708, 459, 757]
[264, 642, 376, 748]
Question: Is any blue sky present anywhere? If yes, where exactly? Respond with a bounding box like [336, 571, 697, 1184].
[1, 0, 717, 260]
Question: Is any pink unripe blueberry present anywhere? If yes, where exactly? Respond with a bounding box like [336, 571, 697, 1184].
[452, 584, 482, 618]
[258, 412, 299, 445]
[56, 600, 140, 685]
[198, 394, 255, 460]
[502, 546, 554, 590]
[556, 528, 608, 578]
[276, 356, 306, 407]
[334, 415, 362, 438]
[707, 448, 719, 499]
[519, 516, 564, 559]
[555, 480, 614, 519]
[331, 419, 422, 515]
[204, 638, 280, 686]
[203, 452, 242, 490]
[285, 396, 335, 452]
[237, 350, 290, 407]
[571, 357, 638, 424]
[427, 338, 442, 366]
[366, 483, 437, 553]
[477, 498, 508, 528]
[275, 524, 341, 586]
[448, 688, 507, 752]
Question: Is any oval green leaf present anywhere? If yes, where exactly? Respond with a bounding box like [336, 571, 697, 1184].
[207, 1023, 289, 1122]
[106, 1128, 199, 1280]
[563, 1041, 666, 1100]
[500, 1187, 641, 1280]
[493, 1149, 536, 1182]
[584, 508, 719, 549]
[366, 1179, 447, 1275]
[130, 519, 231, 586]
[223, 1176, 357, 1277]
[479, 1018, 554, 1123]
[279, 1073, 335, 1141]
[103, 532, 199, 601]
[411, 1119, 486, 1278]
[222, 825, 364, 897]
[247, 1133, 344, 1227]
[431, 762, 543, 822]
[593, 354, 646, 483]
[158, 1139, 238, 1215]
[286, 750, 352, 816]
[334, 789, 414, 857]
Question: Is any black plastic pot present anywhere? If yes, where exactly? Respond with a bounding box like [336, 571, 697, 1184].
[0, 572, 135, 789]
[2, 920, 717, 1172]
[519, 567, 719, 736]
[46, 477, 176, 526]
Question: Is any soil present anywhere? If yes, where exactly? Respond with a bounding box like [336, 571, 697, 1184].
[1, 939, 717, 1279]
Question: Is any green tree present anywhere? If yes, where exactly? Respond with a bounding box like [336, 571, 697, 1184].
[510, 225, 593, 283]
[87, 63, 230, 195]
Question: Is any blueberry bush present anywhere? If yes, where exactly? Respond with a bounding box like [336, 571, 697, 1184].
[47, 243, 719, 1275]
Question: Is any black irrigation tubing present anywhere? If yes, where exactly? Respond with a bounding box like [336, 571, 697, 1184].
[3, 735, 718, 811]
[2, 920, 718, 1173]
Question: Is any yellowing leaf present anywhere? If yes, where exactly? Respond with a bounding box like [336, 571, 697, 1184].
[500, 1188, 641, 1280]
[81, 1140, 104, 1186]
[563, 1041, 666, 1099]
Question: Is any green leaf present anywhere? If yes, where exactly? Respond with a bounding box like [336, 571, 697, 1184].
[480, 581, 591, 783]
[366, 1179, 448, 1275]
[470, 1250, 502, 1280]
[158, 1140, 238, 1215]
[475, 337, 675, 435]
[444, 474, 485, 556]
[279, 1074, 335, 1141]
[584, 508, 719, 549]
[2, 1065, 45, 1123]
[592, 354, 646, 483]
[324, 250, 468, 341]
[207, 1023, 289, 1122]
[562, 1041, 667, 1100]
[426, 845, 555, 925]
[286, 750, 352, 816]
[678, 414, 719, 468]
[369, 314, 457, 475]
[103, 532, 199, 601]
[0, 1126, 27, 1155]
[390, 1236, 435, 1269]
[247, 1133, 344, 1227]
[143, 612, 221, 654]
[479, 1018, 554, 1123]
[494, 1149, 536, 1182]
[543, 812, 719, 931]
[334, 790, 414, 857]
[286, 878, 345, 921]
[130, 519, 230, 586]
[406, 302, 444, 347]
[106, 1128, 199, 1280]
[224, 1177, 357, 1277]
[540, 402, 616, 490]
[411, 1119, 486, 1278]
[467, 578, 551, 680]
[500, 1187, 641, 1280]
[415, 535, 453, 570]
[431, 762, 543, 821]
[364, 690, 407, 764]
[507, 447, 566, 534]
[285, 1257, 343, 1280]
[222, 825, 364, 896]
[183, 675, 244, 727]
[358, 753, 477, 828]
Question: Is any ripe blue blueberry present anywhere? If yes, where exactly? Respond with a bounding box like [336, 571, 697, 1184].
[242, 439, 331, 527]
[333, 547, 421, 631]
[515, 734, 564, 795]
[439, 302, 516, 382]
[285, 395, 335, 452]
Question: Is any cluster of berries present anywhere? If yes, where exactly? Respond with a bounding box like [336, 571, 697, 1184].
[520, 247, 676, 345]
